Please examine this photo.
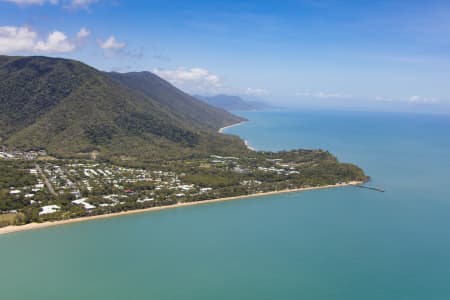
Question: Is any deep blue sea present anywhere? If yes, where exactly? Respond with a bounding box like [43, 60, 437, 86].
[1, 110, 450, 299]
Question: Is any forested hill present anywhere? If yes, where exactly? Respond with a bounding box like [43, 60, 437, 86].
[196, 94, 255, 111]
[0, 55, 248, 161]
[107, 72, 240, 130]
[196, 94, 271, 111]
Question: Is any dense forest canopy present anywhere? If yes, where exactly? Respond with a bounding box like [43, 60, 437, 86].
[0, 55, 247, 161]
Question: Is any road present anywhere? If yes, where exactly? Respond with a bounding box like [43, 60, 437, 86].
[35, 163, 57, 196]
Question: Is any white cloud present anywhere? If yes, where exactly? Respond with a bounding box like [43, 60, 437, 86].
[34, 31, 75, 52]
[0, 25, 87, 54]
[99, 35, 125, 50]
[153, 67, 225, 94]
[408, 95, 439, 104]
[0, 26, 37, 53]
[0, 0, 97, 8]
[76, 27, 90, 39]
[154, 68, 270, 96]
[0, 0, 53, 5]
[296, 91, 353, 99]
[67, 0, 97, 9]
[373, 96, 393, 102]
[244, 87, 269, 96]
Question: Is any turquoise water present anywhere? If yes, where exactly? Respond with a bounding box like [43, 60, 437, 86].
[1, 110, 450, 299]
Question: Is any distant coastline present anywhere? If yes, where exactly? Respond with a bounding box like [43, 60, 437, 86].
[218, 121, 247, 133]
[0, 181, 362, 236]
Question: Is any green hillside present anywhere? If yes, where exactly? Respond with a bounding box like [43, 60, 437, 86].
[108, 72, 240, 130]
[0, 55, 248, 161]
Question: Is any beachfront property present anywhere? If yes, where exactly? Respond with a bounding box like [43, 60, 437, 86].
[137, 198, 154, 203]
[1, 148, 363, 224]
[39, 205, 60, 215]
[72, 198, 96, 210]
[1, 154, 216, 218]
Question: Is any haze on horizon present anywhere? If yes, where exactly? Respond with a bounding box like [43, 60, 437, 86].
[1, 0, 449, 114]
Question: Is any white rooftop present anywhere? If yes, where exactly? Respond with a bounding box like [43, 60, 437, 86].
[39, 205, 60, 215]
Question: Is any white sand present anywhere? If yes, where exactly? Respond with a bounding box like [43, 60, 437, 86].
[0, 181, 362, 236]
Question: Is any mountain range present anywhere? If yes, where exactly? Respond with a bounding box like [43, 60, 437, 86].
[0, 55, 248, 161]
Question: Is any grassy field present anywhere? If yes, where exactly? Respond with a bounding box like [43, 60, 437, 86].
[0, 213, 21, 227]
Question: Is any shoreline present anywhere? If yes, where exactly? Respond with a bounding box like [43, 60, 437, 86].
[0, 181, 362, 236]
[219, 121, 255, 150]
[218, 121, 247, 133]
[244, 139, 255, 151]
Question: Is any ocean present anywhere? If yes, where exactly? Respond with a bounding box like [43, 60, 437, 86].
[1, 110, 450, 299]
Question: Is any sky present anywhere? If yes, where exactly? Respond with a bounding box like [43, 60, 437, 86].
[1, 0, 450, 113]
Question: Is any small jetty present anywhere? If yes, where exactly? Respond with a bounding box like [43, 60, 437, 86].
[355, 185, 385, 193]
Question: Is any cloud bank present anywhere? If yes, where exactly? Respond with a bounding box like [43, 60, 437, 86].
[0, 26, 90, 54]
[296, 91, 353, 99]
[153, 67, 224, 95]
[153, 67, 269, 97]
[408, 95, 439, 104]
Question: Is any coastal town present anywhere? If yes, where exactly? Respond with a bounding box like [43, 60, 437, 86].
[0, 147, 365, 228]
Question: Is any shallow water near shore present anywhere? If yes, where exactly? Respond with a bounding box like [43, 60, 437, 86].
[1, 110, 450, 299]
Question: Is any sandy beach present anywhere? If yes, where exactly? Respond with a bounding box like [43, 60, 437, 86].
[218, 121, 247, 133]
[219, 121, 256, 150]
[0, 181, 362, 236]
[244, 140, 255, 151]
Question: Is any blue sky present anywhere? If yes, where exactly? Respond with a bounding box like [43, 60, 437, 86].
[1, 0, 450, 112]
